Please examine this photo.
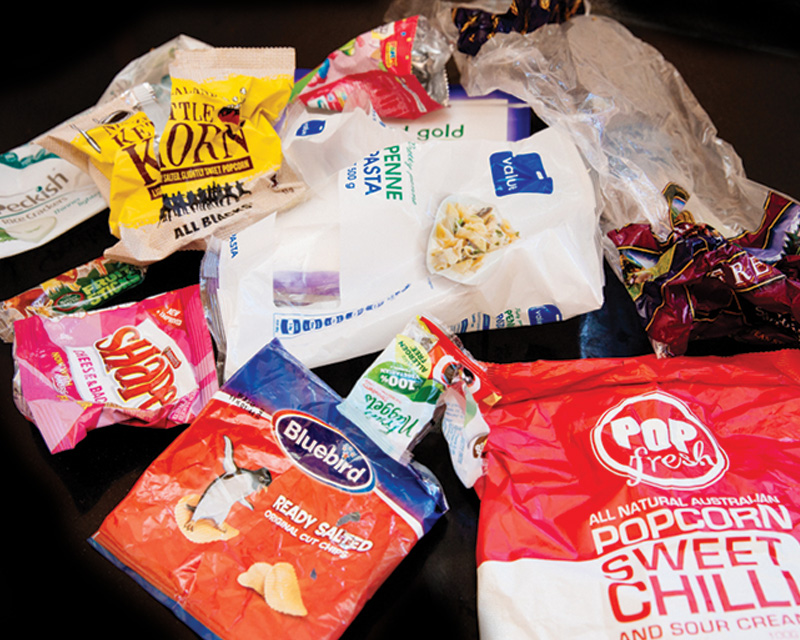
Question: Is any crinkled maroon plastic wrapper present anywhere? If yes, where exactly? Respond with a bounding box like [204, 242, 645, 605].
[608, 187, 800, 356]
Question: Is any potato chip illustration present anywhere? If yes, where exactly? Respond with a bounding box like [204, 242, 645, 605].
[263, 562, 308, 617]
[237, 562, 272, 596]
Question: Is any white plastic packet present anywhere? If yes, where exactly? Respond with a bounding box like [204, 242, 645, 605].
[281, 86, 533, 189]
[337, 314, 501, 464]
[280, 97, 411, 189]
[0, 144, 106, 257]
[439, 381, 492, 488]
[204, 124, 603, 376]
[337, 315, 448, 463]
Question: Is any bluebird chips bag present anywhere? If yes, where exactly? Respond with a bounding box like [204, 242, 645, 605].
[90, 338, 446, 640]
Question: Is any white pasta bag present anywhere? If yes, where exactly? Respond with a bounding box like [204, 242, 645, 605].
[204, 125, 603, 376]
[280, 97, 413, 189]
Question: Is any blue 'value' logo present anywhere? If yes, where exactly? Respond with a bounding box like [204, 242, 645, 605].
[490, 151, 554, 197]
[296, 120, 327, 137]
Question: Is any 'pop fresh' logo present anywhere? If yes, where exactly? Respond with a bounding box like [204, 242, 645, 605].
[274, 410, 375, 493]
[590, 391, 728, 490]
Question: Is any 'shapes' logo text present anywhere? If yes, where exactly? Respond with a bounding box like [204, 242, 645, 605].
[274, 411, 375, 493]
[95, 325, 180, 410]
[591, 391, 728, 490]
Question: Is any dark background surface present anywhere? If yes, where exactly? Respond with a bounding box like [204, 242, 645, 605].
[1, 2, 799, 638]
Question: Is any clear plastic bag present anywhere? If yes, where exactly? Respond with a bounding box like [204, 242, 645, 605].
[453, 15, 775, 246]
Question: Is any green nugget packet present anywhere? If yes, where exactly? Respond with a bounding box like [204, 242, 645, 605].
[337, 314, 501, 463]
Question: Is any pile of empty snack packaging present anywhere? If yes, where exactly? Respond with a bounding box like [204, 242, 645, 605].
[4, 1, 800, 639]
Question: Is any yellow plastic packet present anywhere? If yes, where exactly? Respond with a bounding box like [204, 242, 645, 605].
[100, 109, 163, 237]
[142, 47, 304, 255]
[38, 49, 306, 265]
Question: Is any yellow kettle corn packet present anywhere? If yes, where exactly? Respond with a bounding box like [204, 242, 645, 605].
[110, 47, 306, 264]
[140, 47, 304, 257]
[98, 108, 163, 237]
[38, 49, 306, 265]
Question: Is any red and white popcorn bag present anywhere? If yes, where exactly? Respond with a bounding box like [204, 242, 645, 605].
[448, 349, 800, 640]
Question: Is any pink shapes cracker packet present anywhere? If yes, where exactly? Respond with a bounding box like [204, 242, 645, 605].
[12, 284, 218, 453]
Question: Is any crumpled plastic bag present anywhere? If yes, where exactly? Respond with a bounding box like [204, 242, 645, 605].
[12, 284, 218, 453]
[204, 123, 603, 375]
[450, 0, 586, 56]
[89, 337, 446, 640]
[452, 15, 775, 241]
[98, 34, 210, 103]
[447, 14, 800, 354]
[608, 186, 800, 356]
[0, 35, 210, 260]
[291, 15, 451, 120]
[37, 46, 306, 265]
[442, 347, 800, 639]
